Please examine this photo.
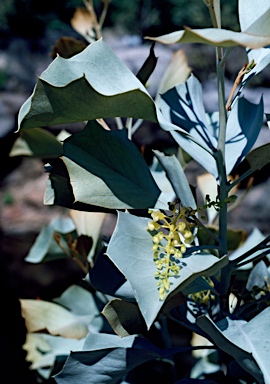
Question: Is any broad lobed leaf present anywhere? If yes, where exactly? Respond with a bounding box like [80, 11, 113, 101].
[18, 40, 158, 131]
[106, 211, 228, 329]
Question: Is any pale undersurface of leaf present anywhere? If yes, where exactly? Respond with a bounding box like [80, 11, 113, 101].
[245, 260, 270, 292]
[155, 49, 191, 103]
[54, 334, 165, 384]
[69, 210, 106, 260]
[24, 333, 85, 377]
[106, 211, 228, 329]
[53, 285, 100, 317]
[20, 299, 93, 339]
[197, 316, 262, 382]
[197, 307, 270, 383]
[158, 75, 264, 177]
[197, 173, 218, 224]
[229, 227, 266, 268]
[239, 0, 270, 32]
[153, 151, 196, 209]
[146, 6, 270, 49]
[56, 121, 165, 209]
[18, 40, 158, 131]
[25, 217, 76, 263]
[102, 299, 147, 337]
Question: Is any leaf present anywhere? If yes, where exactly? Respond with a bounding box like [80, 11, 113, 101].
[89, 251, 136, 302]
[24, 333, 85, 374]
[69, 210, 106, 261]
[245, 260, 270, 292]
[158, 75, 217, 176]
[50, 37, 87, 60]
[25, 217, 76, 263]
[44, 159, 113, 212]
[61, 120, 164, 209]
[10, 128, 63, 158]
[158, 76, 264, 177]
[225, 97, 264, 174]
[18, 40, 158, 131]
[106, 211, 228, 329]
[156, 49, 191, 99]
[239, 1, 270, 33]
[197, 173, 218, 224]
[197, 226, 246, 251]
[102, 299, 147, 337]
[229, 227, 266, 268]
[54, 333, 165, 384]
[71, 7, 97, 43]
[245, 143, 270, 172]
[20, 299, 93, 339]
[146, 7, 270, 49]
[153, 151, 196, 209]
[136, 42, 158, 86]
[151, 170, 176, 203]
[53, 285, 101, 317]
[197, 308, 270, 383]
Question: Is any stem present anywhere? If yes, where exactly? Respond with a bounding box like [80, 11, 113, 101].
[208, 0, 221, 28]
[215, 150, 228, 257]
[232, 234, 270, 266]
[126, 117, 133, 140]
[226, 63, 248, 111]
[99, 0, 111, 28]
[228, 169, 254, 190]
[115, 117, 124, 130]
[191, 215, 220, 244]
[83, 0, 101, 40]
[184, 244, 220, 254]
[216, 51, 227, 159]
[237, 248, 270, 268]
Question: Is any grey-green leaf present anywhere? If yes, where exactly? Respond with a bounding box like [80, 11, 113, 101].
[18, 40, 158, 131]
[11, 128, 63, 158]
[25, 217, 76, 263]
[54, 333, 164, 384]
[197, 308, 270, 383]
[245, 143, 270, 172]
[106, 211, 228, 329]
[153, 151, 196, 209]
[61, 120, 164, 209]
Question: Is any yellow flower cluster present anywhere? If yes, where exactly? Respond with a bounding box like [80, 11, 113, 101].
[148, 207, 195, 300]
[188, 277, 215, 305]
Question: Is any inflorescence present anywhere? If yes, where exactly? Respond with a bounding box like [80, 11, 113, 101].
[148, 204, 195, 300]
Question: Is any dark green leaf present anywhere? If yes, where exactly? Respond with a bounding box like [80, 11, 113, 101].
[54, 334, 165, 384]
[102, 299, 147, 337]
[62, 120, 164, 209]
[11, 128, 63, 158]
[245, 143, 270, 171]
[136, 42, 158, 85]
[18, 40, 158, 131]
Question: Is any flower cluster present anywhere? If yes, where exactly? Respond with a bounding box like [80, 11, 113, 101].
[148, 206, 195, 300]
[188, 277, 215, 305]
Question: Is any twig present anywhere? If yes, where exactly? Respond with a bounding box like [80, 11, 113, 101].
[126, 117, 133, 140]
[99, 0, 111, 28]
[226, 59, 256, 111]
[226, 63, 248, 111]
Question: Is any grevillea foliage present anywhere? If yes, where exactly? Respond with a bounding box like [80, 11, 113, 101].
[14, 0, 270, 383]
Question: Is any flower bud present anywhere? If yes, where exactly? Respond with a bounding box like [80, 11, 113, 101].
[178, 222, 186, 232]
